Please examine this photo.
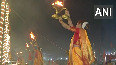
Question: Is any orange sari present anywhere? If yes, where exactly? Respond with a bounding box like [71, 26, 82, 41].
[34, 49, 43, 65]
[68, 28, 95, 65]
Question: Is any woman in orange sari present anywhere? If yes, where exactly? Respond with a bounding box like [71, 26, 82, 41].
[59, 10, 95, 65]
[34, 48, 43, 65]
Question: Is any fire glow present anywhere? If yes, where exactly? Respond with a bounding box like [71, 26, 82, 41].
[30, 32, 35, 40]
[52, 1, 63, 6]
[26, 43, 29, 48]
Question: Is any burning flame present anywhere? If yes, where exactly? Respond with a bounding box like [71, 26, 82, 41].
[30, 32, 35, 40]
[26, 43, 29, 48]
[52, 1, 63, 6]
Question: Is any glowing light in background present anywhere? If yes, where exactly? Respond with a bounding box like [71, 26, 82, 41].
[105, 56, 106, 62]
[106, 54, 107, 55]
[20, 52, 22, 54]
[50, 58, 52, 61]
[66, 58, 68, 60]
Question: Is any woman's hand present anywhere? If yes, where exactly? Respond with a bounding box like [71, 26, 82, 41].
[59, 17, 63, 23]
[65, 10, 70, 17]
[58, 17, 70, 30]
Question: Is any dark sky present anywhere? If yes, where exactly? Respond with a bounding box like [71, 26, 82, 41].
[9, 0, 116, 60]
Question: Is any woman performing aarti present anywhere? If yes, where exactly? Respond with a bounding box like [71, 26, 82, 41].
[58, 10, 95, 65]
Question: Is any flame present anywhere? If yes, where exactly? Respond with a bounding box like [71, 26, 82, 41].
[52, 3, 54, 5]
[52, 1, 63, 6]
[30, 32, 35, 40]
[26, 43, 29, 48]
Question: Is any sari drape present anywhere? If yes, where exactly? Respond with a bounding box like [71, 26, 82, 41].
[68, 29, 95, 65]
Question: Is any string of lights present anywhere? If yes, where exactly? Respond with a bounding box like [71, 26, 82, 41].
[0, 0, 11, 64]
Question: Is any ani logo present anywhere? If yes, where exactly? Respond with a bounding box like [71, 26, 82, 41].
[94, 5, 113, 19]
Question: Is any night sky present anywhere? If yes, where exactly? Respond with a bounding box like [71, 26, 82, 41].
[8, 0, 116, 60]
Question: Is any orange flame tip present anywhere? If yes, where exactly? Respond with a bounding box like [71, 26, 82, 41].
[52, 1, 63, 6]
[30, 32, 35, 40]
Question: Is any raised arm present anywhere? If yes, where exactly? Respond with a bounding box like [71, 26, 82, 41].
[65, 10, 74, 27]
[68, 18, 73, 27]
[59, 17, 70, 30]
